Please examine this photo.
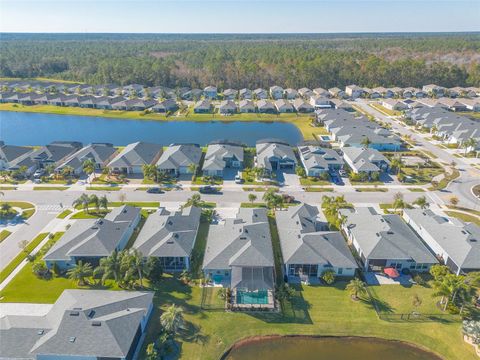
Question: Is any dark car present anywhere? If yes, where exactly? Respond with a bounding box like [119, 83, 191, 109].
[146, 187, 164, 194]
[199, 186, 219, 194]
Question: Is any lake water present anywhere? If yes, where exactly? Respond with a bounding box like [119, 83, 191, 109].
[223, 336, 443, 360]
[0, 111, 303, 146]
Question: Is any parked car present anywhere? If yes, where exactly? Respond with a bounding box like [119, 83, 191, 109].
[339, 169, 347, 177]
[146, 187, 164, 194]
[33, 169, 45, 178]
[234, 172, 244, 184]
[199, 185, 219, 194]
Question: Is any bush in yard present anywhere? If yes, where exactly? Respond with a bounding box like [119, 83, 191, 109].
[321, 269, 336, 285]
[32, 261, 50, 279]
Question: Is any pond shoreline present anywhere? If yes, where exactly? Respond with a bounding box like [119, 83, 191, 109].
[220, 335, 444, 360]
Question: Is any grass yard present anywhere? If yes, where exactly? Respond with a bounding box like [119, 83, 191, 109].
[355, 187, 388, 192]
[240, 202, 267, 208]
[299, 177, 330, 186]
[21, 208, 35, 219]
[0, 201, 35, 209]
[56, 209, 72, 219]
[86, 186, 121, 191]
[408, 188, 426, 192]
[70, 210, 110, 219]
[0, 229, 12, 242]
[304, 187, 334, 192]
[369, 103, 402, 116]
[33, 186, 67, 191]
[0, 233, 49, 283]
[444, 211, 480, 226]
[350, 180, 384, 186]
[402, 167, 444, 185]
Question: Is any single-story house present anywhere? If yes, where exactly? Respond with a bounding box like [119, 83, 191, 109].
[202, 140, 244, 177]
[342, 147, 390, 174]
[403, 209, 480, 275]
[256, 139, 296, 173]
[298, 87, 313, 98]
[194, 99, 212, 113]
[274, 99, 294, 113]
[381, 99, 408, 111]
[257, 99, 276, 113]
[0, 142, 35, 171]
[0, 289, 153, 360]
[284, 88, 298, 100]
[223, 88, 238, 100]
[239, 88, 253, 99]
[313, 87, 329, 97]
[132, 206, 201, 272]
[44, 205, 141, 270]
[293, 98, 314, 113]
[238, 99, 256, 113]
[328, 87, 346, 98]
[423, 84, 446, 97]
[107, 141, 163, 174]
[298, 145, 344, 176]
[253, 88, 268, 99]
[204, 86, 218, 99]
[218, 100, 237, 114]
[340, 207, 437, 272]
[152, 98, 179, 113]
[345, 85, 364, 99]
[55, 143, 117, 175]
[202, 208, 275, 303]
[310, 95, 332, 109]
[269, 85, 284, 100]
[276, 204, 357, 279]
[156, 143, 202, 176]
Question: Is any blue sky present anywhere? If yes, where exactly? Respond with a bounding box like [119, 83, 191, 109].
[1, 0, 479, 33]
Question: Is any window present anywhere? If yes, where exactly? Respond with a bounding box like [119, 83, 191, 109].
[338, 268, 343, 275]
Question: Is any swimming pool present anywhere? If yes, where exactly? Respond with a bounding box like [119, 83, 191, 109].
[236, 290, 268, 304]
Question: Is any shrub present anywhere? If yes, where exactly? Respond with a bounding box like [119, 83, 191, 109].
[321, 269, 336, 285]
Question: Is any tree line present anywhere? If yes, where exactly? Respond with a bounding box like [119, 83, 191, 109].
[1, 33, 480, 88]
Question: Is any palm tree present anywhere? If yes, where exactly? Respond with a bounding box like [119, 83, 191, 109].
[61, 166, 75, 179]
[89, 194, 100, 211]
[73, 193, 91, 212]
[183, 194, 202, 208]
[131, 249, 146, 287]
[95, 250, 122, 284]
[390, 156, 403, 175]
[160, 304, 184, 336]
[463, 138, 477, 156]
[187, 163, 197, 176]
[99, 195, 108, 211]
[413, 196, 429, 209]
[83, 159, 96, 180]
[360, 137, 371, 148]
[67, 261, 93, 286]
[346, 278, 367, 300]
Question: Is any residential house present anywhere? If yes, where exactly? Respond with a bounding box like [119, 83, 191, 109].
[133, 206, 201, 272]
[202, 208, 275, 305]
[340, 207, 437, 272]
[345, 85, 364, 99]
[403, 209, 480, 275]
[204, 86, 218, 99]
[284, 88, 298, 100]
[381, 99, 408, 111]
[276, 204, 357, 279]
[223, 88, 238, 100]
[181, 88, 203, 101]
[202, 140, 244, 177]
[218, 100, 237, 114]
[342, 147, 390, 175]
[256, 139, 296, 173]
[269, 85, 284, 100]
[298, 87, 313, 99]
[0, 289, 154, 360]
[193, 99, 212, 113]
[310, 95, 332, 109]
[239, 88, 253, 100]
[274, 99, 294, 113]
[55, 143, 118, 175]
[152, 98, 178, 113]
[256, 99, 276, 113]
[328, 87, 346, 98]
[44, 205, 141, 269]
[293, 98, 314, 113]
[298, 145, 344, 176]
[313, 87, 329, 97]
[423, 84, 446, 97]
[156, 143, 202, 176]
[238, 99, 256, 113]
[253, 88, 268, 100]
[28, 141, 83, 170]
[107, 141, 163, 174]
[366, 88, 381, 99]
[0, 142, 34, 171]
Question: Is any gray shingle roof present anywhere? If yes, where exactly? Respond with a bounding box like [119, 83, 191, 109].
[44, 205, 140, 261]
[56, 143, 117, 172]
[0, 144, 33, 163]
[0, 290, 153, 360]
[203, 142, 244, 172]
[107, 142, 162, 169]
[340, 207, 437, 264]
[256, 140, 296, 171]
[404, 209, 480, 270]
[202, 208, 273, 270]
[133, 206, 201, 257]
[156, 143, 201, 171]
[298, 145, 343, 172]
[276, 204, 356, 268]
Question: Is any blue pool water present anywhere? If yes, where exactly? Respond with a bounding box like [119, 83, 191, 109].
[0, 111, 303, 146]
[236, 290, 268, 304]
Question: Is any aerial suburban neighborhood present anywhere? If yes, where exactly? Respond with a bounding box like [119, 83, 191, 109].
[0, 3, 480, 360]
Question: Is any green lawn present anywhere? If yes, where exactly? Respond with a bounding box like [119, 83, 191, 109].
[408, 188, 426, 192]
[86, 186, 121, 191]
[401, 167, 444, 185]
[299, 177, 330, 186]
[70, 210, 110, 219]
[0, 229, 12, 243]
[355, 187, 388, 192]
[0, 233, 49, 283]
[444, 211, 480, 226]
[304, 187, 334, 192]
[350, 180, 385, 186]
[33, 186, 68, 191]
[56, 209, 73, 219]
[0, 201, 34, 209]
[21, 209, 35, 219]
